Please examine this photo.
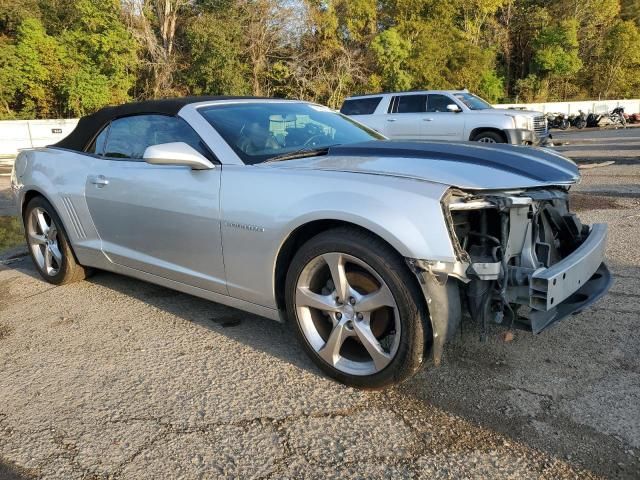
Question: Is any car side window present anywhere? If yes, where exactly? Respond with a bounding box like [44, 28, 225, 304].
[85, 124, 110, 155]
[391, 95, 427, 114]
[340, 97, 382, 115]
[102, 114, 210, 160]
[427, 94, 456, 112]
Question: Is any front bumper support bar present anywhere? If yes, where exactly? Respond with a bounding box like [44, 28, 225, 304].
[528, 223, 612, 333]
[529, 263, 612, 333]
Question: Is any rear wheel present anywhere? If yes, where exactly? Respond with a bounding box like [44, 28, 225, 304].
[23, 196, 91, 285]
[285, 228, 427, 388]
[473, 131, 505, 143]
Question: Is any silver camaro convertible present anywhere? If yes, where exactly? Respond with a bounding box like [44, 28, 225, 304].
[11, 97, 612, 388]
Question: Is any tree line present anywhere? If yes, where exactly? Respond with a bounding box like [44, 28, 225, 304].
[0, 0, 639, 119]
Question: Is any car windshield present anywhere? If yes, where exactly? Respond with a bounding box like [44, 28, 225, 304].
[198, 102, 384, 164]
[452, 93, 493, 110]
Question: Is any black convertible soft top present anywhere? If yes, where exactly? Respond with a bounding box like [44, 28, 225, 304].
[53, 96, 264, 152]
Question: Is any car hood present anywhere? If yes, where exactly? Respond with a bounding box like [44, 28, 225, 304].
[487, 108, 543, 117]
[266, 141, 579, 190]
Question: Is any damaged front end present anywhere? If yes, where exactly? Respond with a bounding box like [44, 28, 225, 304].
[408, 187, 612, 366]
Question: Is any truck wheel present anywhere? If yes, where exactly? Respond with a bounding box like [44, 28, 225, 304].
[473, 131, 505, 143]
[285, 227, 428, 389]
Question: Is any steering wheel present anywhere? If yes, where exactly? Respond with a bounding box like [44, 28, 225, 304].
[303, 134, 325, 148]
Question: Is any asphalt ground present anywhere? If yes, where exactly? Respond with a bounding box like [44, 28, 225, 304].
[551, 125, 640, 164]
[0, 128, 639, 479]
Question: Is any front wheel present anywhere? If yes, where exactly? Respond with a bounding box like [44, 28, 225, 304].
[473, 131, 505, 143]
[23, 196, 91, 285]
[285, 228, 428, 388]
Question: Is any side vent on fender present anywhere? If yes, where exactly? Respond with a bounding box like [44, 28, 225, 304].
[61, 196, 86, 239]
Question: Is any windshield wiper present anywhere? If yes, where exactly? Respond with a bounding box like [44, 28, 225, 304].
[264, 145, 335, 163]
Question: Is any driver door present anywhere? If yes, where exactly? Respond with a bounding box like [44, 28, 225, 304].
[385, 94, 427, 140]
[421, 94, 465, 140]
[84, 114, 228, 294]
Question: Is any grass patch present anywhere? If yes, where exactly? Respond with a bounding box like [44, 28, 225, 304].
[0, 216, 24, 253]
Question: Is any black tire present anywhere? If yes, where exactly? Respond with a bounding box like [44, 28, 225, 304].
[285, 227, 429, 389]
[576, 118, 586, 129]
[559, 119, 570, 130]
[473, 131, 505, 143]
[23, 196, 92, 285]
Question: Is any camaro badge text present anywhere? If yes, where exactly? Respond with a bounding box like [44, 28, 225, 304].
[224, 222, 265, 233]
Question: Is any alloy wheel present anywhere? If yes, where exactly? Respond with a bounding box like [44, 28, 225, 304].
[294, 252, 401, 376]
[26, 207, 63, 276]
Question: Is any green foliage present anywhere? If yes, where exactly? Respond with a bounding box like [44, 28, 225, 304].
[621, 0, 640, 27]
[0, 0, 638, 118]
[335, 0, 378, 44]
[58, 0, 138, 115]
[477, 70, 505, 103]
[594, 20, 640, 98]
[515, 74, 541, 102]
[0, 0, 137, 119]
[534, 20, 582, 77]
[0, 38, 19, 116]
[182, 12, 250, 95]
[10, 17, 65, 118]
[0, 0, 39, 35]
[371, 28, 412, 91]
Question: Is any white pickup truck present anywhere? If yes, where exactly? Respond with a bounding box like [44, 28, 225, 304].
[341, 90, 549, 145]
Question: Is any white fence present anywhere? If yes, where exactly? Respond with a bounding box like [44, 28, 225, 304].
[1, 97, 638, 157]
[495, 99, 640, 116]
[0, 119, 78, 156]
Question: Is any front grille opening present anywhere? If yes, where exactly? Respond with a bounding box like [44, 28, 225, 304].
[452, 208, 502, 259]
[533, 115, 547, 136]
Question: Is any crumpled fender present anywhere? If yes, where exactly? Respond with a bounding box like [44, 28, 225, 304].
[407, 259, 462, 365]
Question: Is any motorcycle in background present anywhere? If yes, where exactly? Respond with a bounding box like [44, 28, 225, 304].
[570, 110, 587, 129]
[608, 107, 627, 128]
[546, 112, 570, 130]
[563, 107, 637, 129]
[586, 112, 602, 128]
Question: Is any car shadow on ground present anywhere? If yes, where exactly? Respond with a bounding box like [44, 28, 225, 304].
[87, 270, 327, 376]
[6, 259, 322, 378]
[4, 259, 639, 478]
[0, 458, 35, 480]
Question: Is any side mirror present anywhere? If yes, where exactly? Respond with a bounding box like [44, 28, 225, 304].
[143, 142, 215, 170]
[446, 104, 462, 113]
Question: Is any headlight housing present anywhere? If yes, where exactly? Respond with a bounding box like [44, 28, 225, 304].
[509, 115, 533, 130]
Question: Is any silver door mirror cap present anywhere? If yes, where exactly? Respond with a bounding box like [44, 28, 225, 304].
[143, 142, 215, 170]
[446, 104, 461, 112]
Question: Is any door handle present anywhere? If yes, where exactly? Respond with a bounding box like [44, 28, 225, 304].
[386, 118, 397, 122]
[423, 118, 434, 122]
[89, 175, 109, 187]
